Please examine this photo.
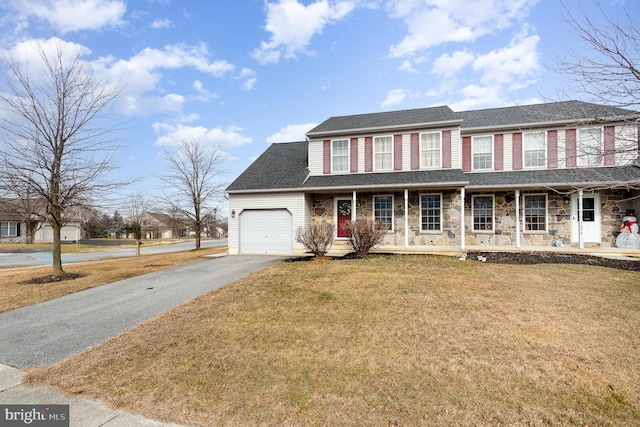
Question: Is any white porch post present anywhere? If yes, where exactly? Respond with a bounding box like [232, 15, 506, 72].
[515, 189, 521, 249]
[352, 191, 357, 221]
[404, 189, 409, 249]
[578, 188, 584, 249]
[460, 187, 466, 250]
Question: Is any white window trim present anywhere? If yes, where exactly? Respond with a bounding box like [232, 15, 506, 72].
[419, 193, 442, 233]
[373, 194, 394, 232]
[523, 131, 547, 169]
[522, 193, 548, 234]
[373, 135, 393, 171]
[420, 131, 442, 169]
[577, 126, 604, 167]
[472, 194, 494, 233]
[472, 135, 493, 171]
[331, 139, 350, 173]
[0, 221, 18, 237]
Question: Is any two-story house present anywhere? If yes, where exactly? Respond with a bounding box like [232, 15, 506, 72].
[226, 101, 640, 255]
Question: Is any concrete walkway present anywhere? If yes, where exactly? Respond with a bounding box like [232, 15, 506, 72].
[0, 253, 283, 426]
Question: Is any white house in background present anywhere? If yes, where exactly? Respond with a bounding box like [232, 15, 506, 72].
[226, 101, 640, 255]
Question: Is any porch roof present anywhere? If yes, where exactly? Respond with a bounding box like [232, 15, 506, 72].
[465, 165, 640, 190]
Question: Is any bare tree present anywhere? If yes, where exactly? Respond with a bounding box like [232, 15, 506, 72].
[124, 193, 150, 256]
[0, 39, 123, 276]
[159, 139, 226, 250]
[556, 2, 639, 109]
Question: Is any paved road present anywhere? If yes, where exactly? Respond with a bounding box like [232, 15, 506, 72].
[0, 254, 282, 369]
[0, 239, 227, 267]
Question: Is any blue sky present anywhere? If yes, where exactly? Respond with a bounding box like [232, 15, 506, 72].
[0, 0, 633, 213]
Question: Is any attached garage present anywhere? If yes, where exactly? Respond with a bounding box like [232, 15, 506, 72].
[239, 209, 293, 255]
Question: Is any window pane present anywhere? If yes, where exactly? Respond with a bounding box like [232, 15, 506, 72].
[0, 222, 6, 237]
[524, 195, 546, 231]
[473, 136, 492, 170]
[473, 196, 493, 231]
[579, 128, 602, 166]
[421, 194, 441, 231]
[524, 132, 545, 167]
[374, 137, 392, 170]
[374, 196, 393, 230]
[582, 197, 595, 222]
[421, 133, 440, 168]
[332, 139, 349, 172]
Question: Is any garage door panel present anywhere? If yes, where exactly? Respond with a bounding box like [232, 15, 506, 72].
[240, 209, 292, 255]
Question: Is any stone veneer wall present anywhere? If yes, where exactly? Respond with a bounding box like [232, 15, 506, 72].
[309, 189, 639, 248]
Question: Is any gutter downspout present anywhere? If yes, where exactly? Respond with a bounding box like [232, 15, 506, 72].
[460, 187, 466, 250]
[404, 189, 409, 249]
[515, 189, 521, 249]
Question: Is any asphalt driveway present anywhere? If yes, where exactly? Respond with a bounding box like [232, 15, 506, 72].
[0, 254, 283, 369]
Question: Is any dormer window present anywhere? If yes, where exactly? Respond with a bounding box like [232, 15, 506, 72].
[332, 139, 349, 172]
[374, 136, 392, 170]
[421, 132, 441, 168]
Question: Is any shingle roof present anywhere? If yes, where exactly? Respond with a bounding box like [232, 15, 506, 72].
[306, 105, 460, 137]
[302, 170, 467, 191]
[465, 165, 640, 189]
[457, 100, 639, 130]
[226, 142, 309, 192]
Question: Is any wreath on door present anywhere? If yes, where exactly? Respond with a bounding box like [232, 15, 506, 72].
[338, 201, 351, 216]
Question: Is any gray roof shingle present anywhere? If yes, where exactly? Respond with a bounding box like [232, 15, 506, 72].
[302, 169, 468, 191]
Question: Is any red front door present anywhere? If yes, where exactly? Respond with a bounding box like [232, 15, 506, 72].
[336, 199, 352, 238]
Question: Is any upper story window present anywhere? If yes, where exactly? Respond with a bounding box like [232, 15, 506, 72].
[0, 221, 18, 237]
[472, 136, 492, 170]
[578, 127, 602, 166]
[374, 136, 392, 170]
[524, 131, 546, 168]
[374, 195, 393, 231]
[421, 132, 441, 168]
[332, 139, 349, 172]
[472, 195, 494, 231]
[420, 194, 441, 231]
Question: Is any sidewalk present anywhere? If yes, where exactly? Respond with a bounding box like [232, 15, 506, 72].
[0, 364, 187, 426]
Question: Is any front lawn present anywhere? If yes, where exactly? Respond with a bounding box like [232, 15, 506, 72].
[27, 255, 640, 426]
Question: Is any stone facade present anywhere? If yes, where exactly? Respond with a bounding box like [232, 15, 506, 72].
[308, 189, 639, 248]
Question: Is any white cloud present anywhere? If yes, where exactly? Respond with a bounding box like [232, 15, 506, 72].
[432, 50, 475, 78]
[150, 18, 173, 29]
[252, 0, 355, 64]
[237, 68, 257, 91]
[153, 123, 253, 148]
[192, 80, 219, 102]
[5, 0, 126, 33]
[267, 123, 318, 143]
[380, 89, 411, 109]
[387, 0, 535, 59]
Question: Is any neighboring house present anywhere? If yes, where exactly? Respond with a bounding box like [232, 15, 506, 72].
[0, 198, 83, 243]
[137, 212, 188, 239]
[226, 101, 640, 255]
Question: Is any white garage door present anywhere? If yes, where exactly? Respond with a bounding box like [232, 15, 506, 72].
[240, 209, 292, 255]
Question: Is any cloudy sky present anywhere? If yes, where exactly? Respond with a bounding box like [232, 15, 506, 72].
[0, 0, 632, 211]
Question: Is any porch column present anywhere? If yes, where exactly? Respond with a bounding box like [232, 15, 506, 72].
[404, 189, 409, 249]
[460, 187, 466, 250]
[515, 189, 521, 248]
[352, 191, 357, 221]
[578, 188, 584, 249]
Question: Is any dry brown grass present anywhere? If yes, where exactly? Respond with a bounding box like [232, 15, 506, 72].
[0, 247, 226, 313]
[27, 255, 640, 426]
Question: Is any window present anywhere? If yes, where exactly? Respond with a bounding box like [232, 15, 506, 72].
[421, 194, 441, 231]
[578, 127, 602, 166]
[473, 195, 493, 231]
[0, 221, 18, 237]
[524, 132, 546, 167]
[473, 136, 492, 170]
[421, 132, 441, 168]
[374, 136, 392, 170]
[581, 197, 596, 222]
[374, 195, 393, 231]
[524, 194, 547, 231]
[332, 139, 349, 172]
